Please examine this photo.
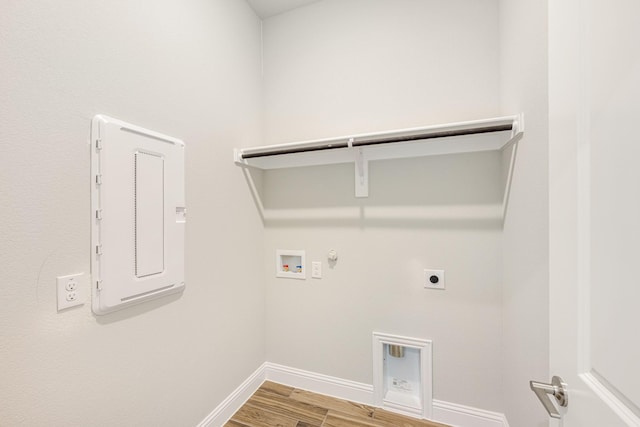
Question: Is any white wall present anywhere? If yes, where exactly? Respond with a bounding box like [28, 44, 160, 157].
[499, 0, 549, 425]
[262, 0, 506, 412]
[0, 0, 552, 423]
[264, 0, 501, 144]
[0, 1, 265, 425]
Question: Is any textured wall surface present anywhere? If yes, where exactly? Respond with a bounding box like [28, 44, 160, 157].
[263, 0, 502, 145]
[261, 0, 506, 412]
[0, 1, 265, 425]
[0, 0, 554, 424]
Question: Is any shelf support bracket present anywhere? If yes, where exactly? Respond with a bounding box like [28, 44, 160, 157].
[355, 147, 369, 198]
[501, 113, 525, 220]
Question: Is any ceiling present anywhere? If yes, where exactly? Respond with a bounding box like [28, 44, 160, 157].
[246, 0, 323, 19]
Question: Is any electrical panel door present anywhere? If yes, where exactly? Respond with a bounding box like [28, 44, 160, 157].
[91, 115, 185, 315]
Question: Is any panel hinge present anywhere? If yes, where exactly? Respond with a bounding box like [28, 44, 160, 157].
[95, 209, 103, 220]
[96, 279, 102, 291]
[96, 138, 103, 150]
[96, 244, 103, 255]
[95, 174, 102, 185]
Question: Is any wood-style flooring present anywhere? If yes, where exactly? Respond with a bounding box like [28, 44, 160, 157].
[225, 381, 451, 427]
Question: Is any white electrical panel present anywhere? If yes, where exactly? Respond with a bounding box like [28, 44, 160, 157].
[91, 115, 185, 315]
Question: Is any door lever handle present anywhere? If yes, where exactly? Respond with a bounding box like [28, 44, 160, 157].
[530, 376, 568, 419]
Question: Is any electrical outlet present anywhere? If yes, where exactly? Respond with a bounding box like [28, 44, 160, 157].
[65, 280, 77, 291]
[424, 269, 445, 290]
[311, 261, 322, 279]
[57, 273, 84, 311]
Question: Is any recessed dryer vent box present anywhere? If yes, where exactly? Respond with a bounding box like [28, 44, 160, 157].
[91, 115, 186, 315]
[276, 250, 305, 279]
[373, 332, 433, 420]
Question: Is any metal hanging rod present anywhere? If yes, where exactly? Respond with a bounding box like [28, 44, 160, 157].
[239, 123, 513, 160]
[240, 141, 349, 159]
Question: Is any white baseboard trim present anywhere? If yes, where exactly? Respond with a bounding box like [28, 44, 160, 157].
[196, 362, 267, 427]
[198, 362, 509, 427]
[264, 362, 374, 406]
[432, 400, 509, 427]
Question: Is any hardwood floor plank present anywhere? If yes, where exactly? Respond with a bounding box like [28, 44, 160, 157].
[226, 381, 452, 427]
[289, 389, 375, 419]
[321, 410, 382, 427]
[229, 403, 298, 427]
[245, 389, 327, 426]
[260, 381, 295, 397]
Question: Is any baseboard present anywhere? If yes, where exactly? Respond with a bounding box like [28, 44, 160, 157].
[432, 400, 509, 427]
[196, 362, 267, 427]
[264, 362, 374, 406]
[263, 363, 507, 427]
[197, 362, 509, 427]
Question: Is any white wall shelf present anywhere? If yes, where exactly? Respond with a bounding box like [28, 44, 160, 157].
[234, 114, 524, 198]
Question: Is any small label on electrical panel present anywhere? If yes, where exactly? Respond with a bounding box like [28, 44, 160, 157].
[391, 378, 412, 392]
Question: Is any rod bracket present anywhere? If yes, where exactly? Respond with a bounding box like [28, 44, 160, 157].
[355, 147, 368, 198]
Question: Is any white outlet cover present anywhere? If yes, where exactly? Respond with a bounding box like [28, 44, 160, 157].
[311, 261, 322, 279]
[57, 273, 85, 311]
[424, 269, 445, 290]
